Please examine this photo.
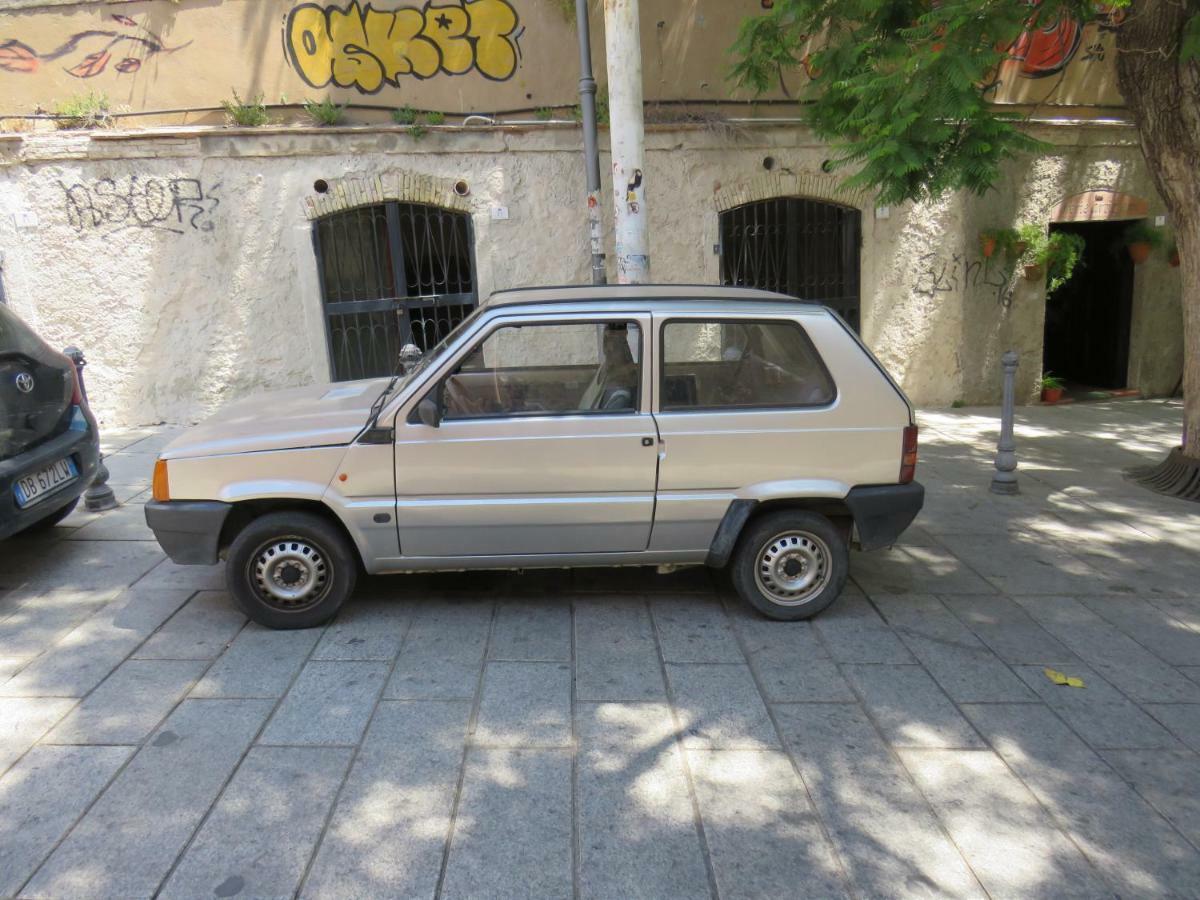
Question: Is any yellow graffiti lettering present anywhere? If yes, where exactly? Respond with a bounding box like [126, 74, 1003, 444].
[284, 0, 520, 93]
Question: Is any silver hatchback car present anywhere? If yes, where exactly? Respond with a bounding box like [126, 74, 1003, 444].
[146, 285, 923, 629]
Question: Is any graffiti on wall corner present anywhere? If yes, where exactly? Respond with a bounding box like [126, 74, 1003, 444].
[915, 251, 1014, 308]
[61, 176, 220, 236]
[285, 0, 523, 93]
[0, 15, 190, 79]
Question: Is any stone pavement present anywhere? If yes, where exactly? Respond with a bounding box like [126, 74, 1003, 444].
[2, 399, 1200, 899]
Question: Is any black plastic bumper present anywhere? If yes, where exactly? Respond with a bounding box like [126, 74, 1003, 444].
[0, 416, 100, 541]
[844, 482, 925, 551]
[145, 499, 232, 565]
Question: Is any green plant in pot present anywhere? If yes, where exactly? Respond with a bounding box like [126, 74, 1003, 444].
[1123, 221, 1165, 264]
[1040, 372, 1066, 403]
[1044, 232, 1086, 293]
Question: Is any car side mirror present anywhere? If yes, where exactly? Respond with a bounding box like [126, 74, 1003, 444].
[416, 394, 442, 428]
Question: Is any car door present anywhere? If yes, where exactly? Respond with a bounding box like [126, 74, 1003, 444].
[392, 311, 658, 560]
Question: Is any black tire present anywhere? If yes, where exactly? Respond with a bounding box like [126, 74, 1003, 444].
[225, 511, 357, 629]
[21, 496, 79, 533]
[730, 510, 849, 621]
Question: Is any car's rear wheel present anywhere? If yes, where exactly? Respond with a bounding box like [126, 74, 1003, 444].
[731, 510, 848, 621]
[226, 511, 356, 629]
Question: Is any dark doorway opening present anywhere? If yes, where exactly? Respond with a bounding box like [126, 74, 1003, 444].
[1043, 220, 1135, 390]
[719, 197, 862, 331]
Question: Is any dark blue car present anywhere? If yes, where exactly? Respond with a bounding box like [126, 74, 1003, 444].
[0, 303, 100, 539]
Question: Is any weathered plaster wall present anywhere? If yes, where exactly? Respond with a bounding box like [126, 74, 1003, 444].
[0, 122, 1181, 426]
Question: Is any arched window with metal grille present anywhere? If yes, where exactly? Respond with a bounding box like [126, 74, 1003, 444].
[719, 197, 862, 331]
[313, 202, 477, 381]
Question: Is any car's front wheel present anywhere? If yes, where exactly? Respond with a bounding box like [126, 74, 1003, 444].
[225, 511, 356, 629]
[731, 510, 849, 621]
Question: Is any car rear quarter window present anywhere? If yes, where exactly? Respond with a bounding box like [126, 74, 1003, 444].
[660, 318, 835, 411]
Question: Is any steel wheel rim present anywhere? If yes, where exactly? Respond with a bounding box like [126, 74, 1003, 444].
[249, 535, 332, 612]
[753, 529, 832, 606]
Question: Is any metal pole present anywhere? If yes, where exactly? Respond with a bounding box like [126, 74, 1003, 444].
[602, 0, 650, 284]
[990, 350, 1020, 495]
[63, 346, 119, 511]
[576, 0, 606, 285]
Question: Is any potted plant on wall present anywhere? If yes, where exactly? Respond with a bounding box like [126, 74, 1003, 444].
[979, 227, 1020, 260]
[1012, 225, 1085, 288]
[1040, 372, 1066, 403]
[1016, 224, 1047, 280]
[1123, 221, 1165, 264]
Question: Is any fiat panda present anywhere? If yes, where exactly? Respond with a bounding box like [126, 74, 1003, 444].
[145, 285, 923, 629]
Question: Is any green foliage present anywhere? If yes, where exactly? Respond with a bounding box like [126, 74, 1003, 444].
[425, 110, 446, 126]
[572, 85, 609, 125]
[1182, 11, 1200, 62]
[222, 90, 270, 127]
[303, 97, 346, 126]
[407, 123, 427, 140]
[1040, 372, 1066, 390]
[535, 107, 556, 120]
[1043, 232, 1085, 293]
[1124, 220, 1166, 249]
[951, 399, 966, 408]
[391, 105, 418, 125]
[729, 0, 1113, 204]
[54, 91, 114, 129]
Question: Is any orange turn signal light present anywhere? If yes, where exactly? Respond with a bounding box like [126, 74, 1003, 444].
[152, 458, 170, 502]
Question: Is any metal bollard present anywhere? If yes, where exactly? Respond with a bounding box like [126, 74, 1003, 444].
[63, 346, 119, 512]
[990, 350, 1020, 495]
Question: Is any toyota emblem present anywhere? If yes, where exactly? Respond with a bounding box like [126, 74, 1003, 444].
[14, 372, 34, 394]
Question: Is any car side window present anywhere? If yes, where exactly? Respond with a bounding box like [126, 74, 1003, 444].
[442, 321, 642, 420]
[661, 319, 835, 411]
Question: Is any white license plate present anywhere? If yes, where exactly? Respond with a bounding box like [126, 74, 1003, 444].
[14, 457, 79, 509]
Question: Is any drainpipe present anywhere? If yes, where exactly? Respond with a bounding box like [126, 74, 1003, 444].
[603, 0, 650, 284]
[576, 0, 607, 285]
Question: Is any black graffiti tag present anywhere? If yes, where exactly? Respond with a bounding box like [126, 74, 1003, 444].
[61, 176, 220, 235]
[915, 251, 1013, 308]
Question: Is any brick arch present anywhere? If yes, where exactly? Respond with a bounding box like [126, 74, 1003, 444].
[301, 171, 471, 220]
[1048, 188, 1150, 223]
[713, 171, 871, 212]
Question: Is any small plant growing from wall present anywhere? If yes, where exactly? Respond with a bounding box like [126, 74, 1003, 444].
[392, 105, 418, 125]
[425, 111, 446, 126]
[53, 91, 114, 129]
[222, 90, 270, 127]
[535, 107, 555, 121]
[1123, 221, 1165, 264]
[407, 124, 427, 140]
[572, 84, 609, 125]
[303, 97, 346, 126]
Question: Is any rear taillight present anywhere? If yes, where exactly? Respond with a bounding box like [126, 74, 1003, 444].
[69, 365, 83, 406]
[900, 425, 918, 484]
[152, 459, 170, 502]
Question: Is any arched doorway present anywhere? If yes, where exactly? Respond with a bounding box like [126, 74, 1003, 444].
[313, 201, 477, 381]
[719, 197, 862, 330]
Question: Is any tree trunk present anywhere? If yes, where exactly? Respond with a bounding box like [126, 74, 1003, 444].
[1115, 0, 1200, 458]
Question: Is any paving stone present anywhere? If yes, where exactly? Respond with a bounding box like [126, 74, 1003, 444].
[21, 698, 273, 899]
[489, 597, 571, 660]
[7, 540, 163, 594]
[687, 749, 849, 898]
[576, 702, 710, 899]
[941, 594, 1080, 664]
[312, 598, 410, 661]
[442, 748, 573, 900]
[725, 603, 853, 702]
[1145, 704, 1200, 753]
[813, 594, 914, 664]
[666, 663, 778, 749]
[0, 589, 191, 698]
[385, 599, 493, 699]
[474, 661, 572, 748]
[301, 700, 471, 899]
[851, 543, 997, 595]
[1182, 667, 1200, 687]
[1080, 596, 1200, 667]
[842, 664, 985, 749]
[879, 595, 1036, 702]
[1101, 749, 1200, 848]
[44, 658, 206, 744]
[652, 596, 743, 663]
[0, 588, 118, 660]
[936, 535, 1108, 596]
[134, 559, 225, 592]
[133, 591, 245, 660]
[99, 452, 157, 487]
[965, 703, 1200, 898]
[898, 748, 1115, 898]
[774, 703, 983, 899]
[1012, 664, 1182, 749]
[190, 624, 321, 698]
[0, 745, 132, 897]
[1011, 595, 1200, 703]
[159, 746, 353, 900]
[0, 697, 75, 775]
[260, 660, 389, 746]
[0, 658, 23, 681]
[574, 565, 714, 594]
[65, 503, 157, 542]
[574, 597, 666, 702]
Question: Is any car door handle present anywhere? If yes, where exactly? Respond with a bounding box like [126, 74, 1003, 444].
[641, 437, 654, 447]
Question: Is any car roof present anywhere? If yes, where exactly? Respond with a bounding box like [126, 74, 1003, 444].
[485, 283, 827, 314]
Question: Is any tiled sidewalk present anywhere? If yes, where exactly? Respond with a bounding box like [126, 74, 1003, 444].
[2, 400, 1200, 898]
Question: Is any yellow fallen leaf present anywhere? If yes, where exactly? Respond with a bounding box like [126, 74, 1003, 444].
[1044, 667, 1085, 688]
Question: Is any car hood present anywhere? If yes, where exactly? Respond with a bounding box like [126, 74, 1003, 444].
[160, 378, 389, 460]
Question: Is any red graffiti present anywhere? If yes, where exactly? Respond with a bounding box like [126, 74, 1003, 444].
[1007, 15, 1082, 78]
[0, 26, 189, 78]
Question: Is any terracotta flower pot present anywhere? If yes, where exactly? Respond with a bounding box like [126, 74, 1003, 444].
[1169, 249, 1180, 267]
[980, 236, 997, 258]
[1023, 263, 1044, 281]
[1128, 241, 1152, 264]
[1041, 387, 1064, 403]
